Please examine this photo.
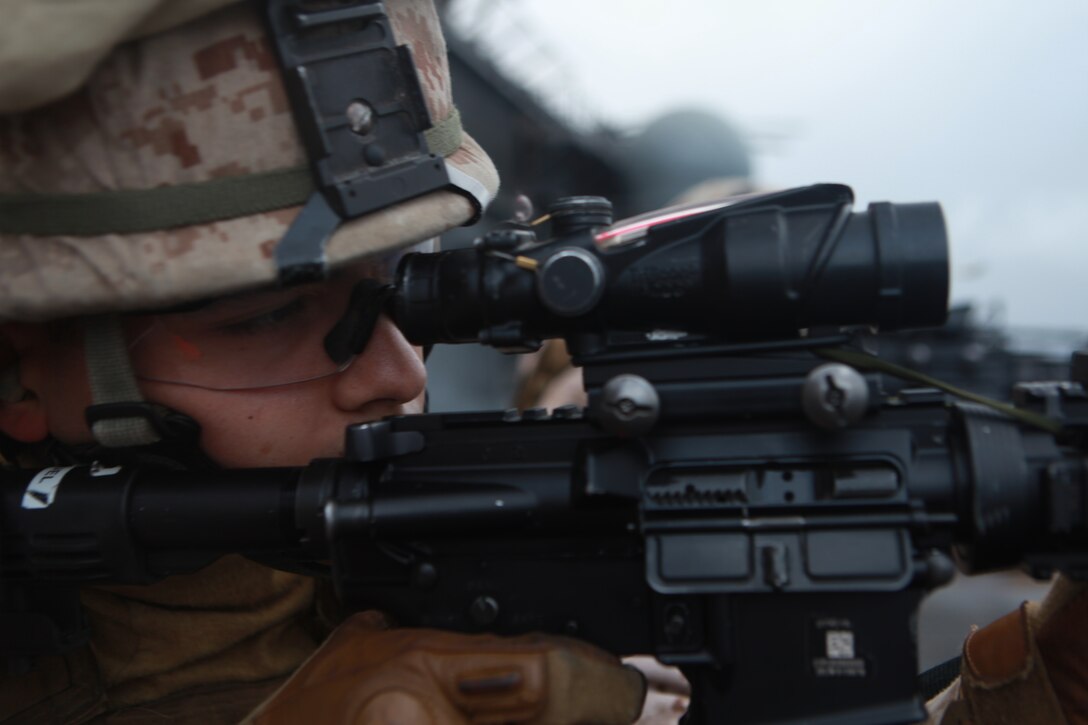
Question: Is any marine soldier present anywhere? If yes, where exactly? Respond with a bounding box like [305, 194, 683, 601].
[0, 1, 643, 721]
[0, 1, 1083, 724]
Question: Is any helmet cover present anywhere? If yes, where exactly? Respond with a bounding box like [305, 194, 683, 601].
[0, 0, 499, 321]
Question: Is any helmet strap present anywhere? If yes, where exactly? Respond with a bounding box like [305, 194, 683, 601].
[39, 413, 217, 471]
[80, 315, 161, 447]
[65, 314, 216, 469]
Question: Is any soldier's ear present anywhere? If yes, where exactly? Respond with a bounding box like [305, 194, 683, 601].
[0, 325, 49, 443]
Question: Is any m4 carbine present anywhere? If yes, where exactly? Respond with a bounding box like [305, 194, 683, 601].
[2, 185, 1085, 724]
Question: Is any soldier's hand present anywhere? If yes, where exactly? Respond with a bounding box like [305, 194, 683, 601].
[245, 611, 647, 724]
[624, 656, 690, 724]
[941, 574, 1088, 725]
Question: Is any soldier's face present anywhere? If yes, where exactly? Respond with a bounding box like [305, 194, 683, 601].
[5, 278, 427, 468]
[136, 312, 428, 467]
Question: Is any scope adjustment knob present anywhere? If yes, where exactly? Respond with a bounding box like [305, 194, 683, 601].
[802, 363, 869, 429]
[597, 374, 660, 437]
[547, 196, 613, 236]
[537, 248, 606, 317]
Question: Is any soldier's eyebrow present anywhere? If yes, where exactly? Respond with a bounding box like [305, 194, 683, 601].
[166, 287, 310, 323]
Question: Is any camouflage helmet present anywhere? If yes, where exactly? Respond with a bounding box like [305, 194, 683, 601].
[0, 0, 499, 322]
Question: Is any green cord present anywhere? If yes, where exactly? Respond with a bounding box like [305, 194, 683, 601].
[815, 347, 1064, 435]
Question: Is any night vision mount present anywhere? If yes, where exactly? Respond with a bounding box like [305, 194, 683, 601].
[265, 0, 487, 284]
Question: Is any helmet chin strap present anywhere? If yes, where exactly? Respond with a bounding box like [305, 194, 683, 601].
[75, 315, 217, 470]
[81, 315, 159, 447]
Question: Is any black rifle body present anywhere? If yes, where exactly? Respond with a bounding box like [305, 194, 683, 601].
[322, 387, 1082, 725]
[4, 380, 1084, 724]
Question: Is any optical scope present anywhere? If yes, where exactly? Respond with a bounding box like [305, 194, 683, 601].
[391, 184, 948, 353]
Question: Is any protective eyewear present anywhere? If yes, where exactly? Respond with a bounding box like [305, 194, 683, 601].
[127, 240, 434, 390]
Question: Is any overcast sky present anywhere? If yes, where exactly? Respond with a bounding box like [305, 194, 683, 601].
[459, 0, 1088, 331]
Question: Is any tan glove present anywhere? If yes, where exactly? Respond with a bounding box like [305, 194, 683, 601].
[244, 611, 647, 724]
[940, 574, 1088, 725]
[1034, 576, 1088, 724]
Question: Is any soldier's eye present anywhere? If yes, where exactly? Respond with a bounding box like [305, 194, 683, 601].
[220, 297, 307, 336]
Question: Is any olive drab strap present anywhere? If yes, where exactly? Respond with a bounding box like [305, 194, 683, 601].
[425, 107, 465, 161]
[0, 110, 467, 237]
[0, 167, 312, 237]
[264, 0, 483, 285]
[81, 316, 161, 447]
